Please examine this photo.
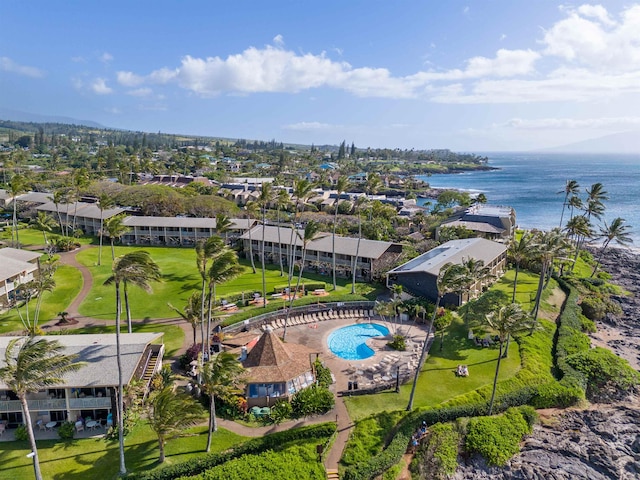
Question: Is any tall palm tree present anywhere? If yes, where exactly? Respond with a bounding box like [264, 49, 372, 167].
[332, 176, 350, 290]
[215, 213, 233, 245]
[0, 337, 85, 480]
[407, 263, 470, 411]
[275, 189, 291, 276]
[50, 187, 71, 237]
[351, 196, 368, 294]
[196, 237, 223, 359]
[567, 195, 583, 223]
[9, 173, 27, 247]
[283, 221, 322, 341]
[168, 291, 202, 345]
[583, 182, 608, 221]
[460, 257, 493, 302]
[97, 193, 115, 266]
[507, 231, 533, 303]
[147, 386, 205, 463]
[563, 215, 593, 273]
[70, 168, 89, 234]
[104, 213, 130, 261]
[198, 352, 245, 452]
[104, 251, 161, 475]
[558, 180, 579, 229]
[485, 303, 534, 414]
[244, 202, 260, 274]
[206, 248, 242, 346]
[258, 183, 274, 307]
[530, 229, 569, 323]
[31, 211, 56, 248]
[33, 260, 58, 330]
[591, 217, 633, 277]
[287, 179, 314, 284]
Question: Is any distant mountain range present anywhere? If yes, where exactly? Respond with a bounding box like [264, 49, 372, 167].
[545, 130, 640, 154]
[0, 108, 105, 129]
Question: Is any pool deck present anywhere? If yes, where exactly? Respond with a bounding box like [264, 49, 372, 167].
[274, 315, 430, 393]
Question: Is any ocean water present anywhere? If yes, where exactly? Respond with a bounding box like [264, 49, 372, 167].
[416, 152, 640, 244]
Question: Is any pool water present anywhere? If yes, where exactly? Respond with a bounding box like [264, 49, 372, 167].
[328, 323, 390, 360]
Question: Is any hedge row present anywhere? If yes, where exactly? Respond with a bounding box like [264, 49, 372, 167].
[126, 423, 336, 480]
[555, 279, 590, 393]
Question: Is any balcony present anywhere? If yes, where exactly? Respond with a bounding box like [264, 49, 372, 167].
[69, 397, 111, 409]
[0, 398, 66, 412]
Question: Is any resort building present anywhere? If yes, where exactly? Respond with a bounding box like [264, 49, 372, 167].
[0, 333, 164, 429]
[386, 238, 507, 305]
[436, 204, 516, 241]
[242, 328, 317, 408]
[239, 225, 404, 282]
[36, 201, 126, 236]
[121, 216, 255, 246]
[0, 248, 42, 308]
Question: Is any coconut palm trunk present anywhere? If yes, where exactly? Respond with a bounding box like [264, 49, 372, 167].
[115, 281, 127, 475]
[20, 395, 43, 480]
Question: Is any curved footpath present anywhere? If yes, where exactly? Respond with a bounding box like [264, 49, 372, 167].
[41, 246, 354, 473]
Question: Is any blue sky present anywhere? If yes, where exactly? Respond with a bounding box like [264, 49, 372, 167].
[2, 1, 640, 151]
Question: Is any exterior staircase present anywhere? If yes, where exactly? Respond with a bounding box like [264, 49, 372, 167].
[326, 468, 339, 480]
[142, 349, 160, 384]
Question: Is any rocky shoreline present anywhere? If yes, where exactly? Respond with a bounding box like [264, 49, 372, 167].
[588, 247, 640, 370]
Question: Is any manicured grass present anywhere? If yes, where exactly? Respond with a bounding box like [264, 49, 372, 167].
[0, 422, 245, 480]
[76, 246, 376, 321]
[0, 264, 83, 334]
[344, 315, 521, 420]
[0, 227, 95, 248]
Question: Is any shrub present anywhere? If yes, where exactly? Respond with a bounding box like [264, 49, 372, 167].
[126, 423, 336, 480]
[291, 385, 334, 418]
[314, 359, 333, 388]
[465, 407, 532, 466]
[413, 422, 459, 479]
[580, 296, 606, 321]
[58, 421, 75, 440]
[565, 347, 640, 401]
[341, 411, 403, 467]
[14, 424, 28, 441]
[268, 401, 293, 424]
[387, 334, 406, 351]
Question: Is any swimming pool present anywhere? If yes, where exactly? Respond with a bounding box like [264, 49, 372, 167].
[328, 323, 390, 360]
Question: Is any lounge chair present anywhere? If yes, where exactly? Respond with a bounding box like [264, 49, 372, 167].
[37, 420, 46, 431]
[75, 421, 84, 433]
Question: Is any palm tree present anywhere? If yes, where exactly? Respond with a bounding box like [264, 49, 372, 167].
[215, 213, 233, 245]
[407, 263, 470, 410]
[563, 215, 593, 272]
[206, 247, 242, 347]
[104, 213, 130, 261]
[9, 173, 26, 247]
[558, 180, 579, 228]
[591, 217, 633, 277]
[530, 229, 569, 323]
[33, 260, 57, 330]
[198, 352, 245, 452]
[351, 196, 368, 293]
[147, 386, 205, 463]
[283, 221, 322, 341]
[50, 187, 71, 237]
[0, 337, 85, 480]
[168, 291, 202, 345]
[258, 183, 274, 307]
[287, 179, 314, 283]
[567, 195, 583, 223]
[97, 193, 115, 266]
[275, 189, 291, 276]
[507, 231, 533, 303]
[485, 303, 534, 414]
[244, 202, 260, 274]
[31, 211, 56, 248]
[332, 176, 350, 290]
[104, 251, 161, 475]
[196, 237, 222, 359]
[70, 168, 89, 234]
[460, 257, 493, 302]
[583, 182, 608, 220]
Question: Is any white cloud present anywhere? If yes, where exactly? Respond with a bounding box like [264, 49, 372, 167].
[91, 78, 112, 95]
[105, 107, 121, 114]
[127, 87, 153, 97]
[117, 71, 145, 87]
[0, 57, 44, 78]
[100, 52, 114, 63]
[71, 56, 86, 63]
[107, 5, 640, 105]
[283, 121, 335, 130]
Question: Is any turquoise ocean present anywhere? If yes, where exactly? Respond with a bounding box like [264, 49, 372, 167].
[416, 152, 640, 244]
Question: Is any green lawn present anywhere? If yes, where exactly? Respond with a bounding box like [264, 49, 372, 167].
[0, 422, 245, 480]
[1, 227, 95, 248]
[0, 264, 83, 334]
[76, 246, 375, 321]
[344, 316, 521, 420]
